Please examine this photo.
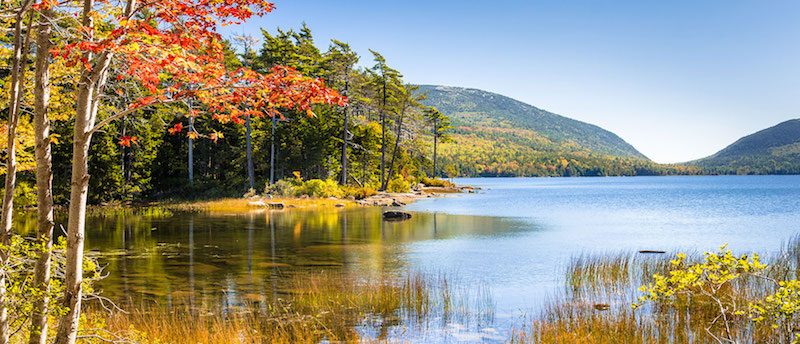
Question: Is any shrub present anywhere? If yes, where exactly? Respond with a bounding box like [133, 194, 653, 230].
[342, 186, 377, 199]
[419, 176, 454, 188]
[5, 235, 104, 343]
[243, 188, 257, 198]
[294, 179, 343, 198]
[387, 176, 410, 193]
[265, 179, 296, 197]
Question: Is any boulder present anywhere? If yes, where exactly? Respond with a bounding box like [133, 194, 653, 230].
[383, 211, 412, 221]
[247, 201, 267, 207]
[267, 202, 285, 209]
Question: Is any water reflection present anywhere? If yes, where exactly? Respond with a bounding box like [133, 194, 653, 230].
[58, 208, 529, 307]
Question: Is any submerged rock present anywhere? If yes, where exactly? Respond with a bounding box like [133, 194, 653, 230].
[383, 211, 412, 221]
[593, 303, 610, 311]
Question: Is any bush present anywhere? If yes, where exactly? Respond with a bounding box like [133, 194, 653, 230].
[419, 176, 454, 188]
[387, 176, 410, 193]
[342, 186, 377, 199]
[6, 235, 104, 343]
[294, 179, 343, 198]
[265, 179, 296, 197]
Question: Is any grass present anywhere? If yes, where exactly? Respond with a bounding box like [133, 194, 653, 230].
[76, 271, 493, 344]
[514, 237, 800, 344]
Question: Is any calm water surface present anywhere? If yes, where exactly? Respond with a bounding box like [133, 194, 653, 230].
[56, 175, 800, 342]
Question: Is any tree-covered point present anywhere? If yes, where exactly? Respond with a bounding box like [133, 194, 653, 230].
[27, 24, 448, 204]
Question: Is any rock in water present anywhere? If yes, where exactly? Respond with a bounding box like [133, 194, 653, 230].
[383, 211, 412, 221]
[268, 202, 285, 209]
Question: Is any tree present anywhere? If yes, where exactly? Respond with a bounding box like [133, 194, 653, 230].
[423, 107, 452, 177]
[0, 1, 34, 342]
[384, 84, 425, 190]
[234, 34, 260, 191]
[323, 40, 358, 185]
[368, 50, 401, 190]
[45, 1, 345, 342]
[28, 3, 56, 343]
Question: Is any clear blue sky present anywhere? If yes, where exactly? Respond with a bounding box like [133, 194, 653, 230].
[223, 0, 800, 163]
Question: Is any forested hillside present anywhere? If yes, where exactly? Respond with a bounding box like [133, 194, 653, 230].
[417, 85, 697, 177]
[690, 119, 800, 174]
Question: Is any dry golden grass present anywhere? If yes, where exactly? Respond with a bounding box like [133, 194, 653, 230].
[76, 271, 487, 344]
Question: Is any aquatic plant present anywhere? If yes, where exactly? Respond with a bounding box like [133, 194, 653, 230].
[515, 238, 800, 344]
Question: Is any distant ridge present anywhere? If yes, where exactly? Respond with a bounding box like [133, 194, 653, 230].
[417, 85, 647, 160]
[690, 119, 800, 174]
[413, 85, 694, 177]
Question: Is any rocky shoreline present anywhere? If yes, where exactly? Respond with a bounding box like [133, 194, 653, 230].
[242, 185, 478, 210]
[356, 185, 477, 207]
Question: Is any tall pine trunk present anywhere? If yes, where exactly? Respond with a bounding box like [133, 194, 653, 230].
[0, 4, 32, 342]
[28, 5, 55, 344]
[433, 128, 438, 178]
[379, 78, 386, 190]
[341, 80, 348, 185]
[385, 111, 405, 188]
[246, 113, 254, 190]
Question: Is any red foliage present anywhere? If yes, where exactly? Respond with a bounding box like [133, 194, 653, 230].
[118, 136, 137, 147]
[50, 0, 346, 143]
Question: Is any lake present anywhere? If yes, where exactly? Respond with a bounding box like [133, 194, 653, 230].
[54, 175, 800, 342]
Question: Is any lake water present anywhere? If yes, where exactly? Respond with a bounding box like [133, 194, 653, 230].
[62, 175, 800, 342]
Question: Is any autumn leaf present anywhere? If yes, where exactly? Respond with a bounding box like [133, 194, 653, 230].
[168, 122, 183, 134]
[187, 131, 199, 139]
[119, 136, 137, 147]
[209, 131, 224, 143]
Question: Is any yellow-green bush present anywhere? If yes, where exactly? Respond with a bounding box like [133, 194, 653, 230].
[387, 176, 410, 193]
[342, 186, 377, 199]
[294, 179, 343, 198]
[265, 179, 296, 196]
[419, 176, 454, 188]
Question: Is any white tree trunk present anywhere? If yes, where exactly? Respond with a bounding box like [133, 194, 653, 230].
[0, 3, 32, 343]
[55, 0, 124, 340]
[28, 5, 55, 343]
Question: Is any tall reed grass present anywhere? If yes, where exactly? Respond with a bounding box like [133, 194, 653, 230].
[516, 236, 800, 343]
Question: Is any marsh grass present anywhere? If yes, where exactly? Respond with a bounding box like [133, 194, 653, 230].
[80, 271, 493, 343]
[516, 237, 800, 344]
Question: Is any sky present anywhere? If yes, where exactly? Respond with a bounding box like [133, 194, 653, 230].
[222, 0, 800, 163]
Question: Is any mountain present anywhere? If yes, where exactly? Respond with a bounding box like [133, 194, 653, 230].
[418, 85, 647, 159]
[415, 85, 695, 177]
[690, 119, 800, 174]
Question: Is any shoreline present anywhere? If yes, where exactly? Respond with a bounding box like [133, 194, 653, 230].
[75, 185, 478, 214]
